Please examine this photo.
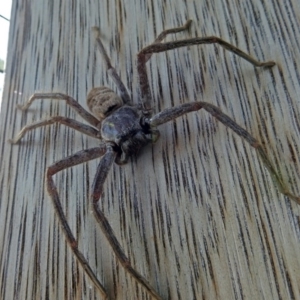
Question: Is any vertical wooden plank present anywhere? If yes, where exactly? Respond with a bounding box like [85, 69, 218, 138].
[1, 0, 300, 299]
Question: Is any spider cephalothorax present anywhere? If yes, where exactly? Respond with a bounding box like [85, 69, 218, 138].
[101, 103, 159, 164]
[10, 20, 300, 300]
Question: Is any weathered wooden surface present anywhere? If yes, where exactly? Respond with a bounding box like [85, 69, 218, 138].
[1, 0, 300, 299]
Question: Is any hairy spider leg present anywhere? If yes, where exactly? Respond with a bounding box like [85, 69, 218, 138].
[9, 116, 100, 144]
[9, 93, 102, 143]
[46, 146, 108, 299]
[16, 93, 100, 127]
[150, 102, 300, 205]
[91, 145, 163, 300]
[92, 27, 131, 104]
[137, 23, 275, 117]
[47, 143, 162, 299]
[144, 19, 193, 63]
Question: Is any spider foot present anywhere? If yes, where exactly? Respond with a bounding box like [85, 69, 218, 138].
[91, 26, 101, 38]
[16, 103, 28, 110]
[183, 19, 192, 30]
[8, 138, 18, 144]
[258, 60, 276, 67]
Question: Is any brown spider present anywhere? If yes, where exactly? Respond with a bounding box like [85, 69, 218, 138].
[10, 20, 300, 299]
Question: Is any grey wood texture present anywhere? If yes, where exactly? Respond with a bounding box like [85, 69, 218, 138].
[1, 0, 300, 299]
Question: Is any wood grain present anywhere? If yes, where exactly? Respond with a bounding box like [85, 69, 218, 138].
[1, 0, 300, 299]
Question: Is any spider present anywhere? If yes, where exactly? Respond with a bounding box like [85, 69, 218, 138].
[10, 20, 300, 300]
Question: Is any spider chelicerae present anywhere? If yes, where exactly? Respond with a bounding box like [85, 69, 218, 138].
[10, 20, 300, 300]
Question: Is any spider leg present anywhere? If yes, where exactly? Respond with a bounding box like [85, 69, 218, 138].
[46, 146, 108, 298]
[140, 37, 276, 67]
[92, 27, 131, 104]
[9, 116, 100, 143]
[144, 19, 192, 63]
[16, 93, 100, 127]
[137, 21, 275, 116]
[91, 145, 162, 300]
[150, 102, 300, 205]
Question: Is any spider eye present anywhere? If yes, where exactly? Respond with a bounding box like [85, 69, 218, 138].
[87, 87, 123, 119]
